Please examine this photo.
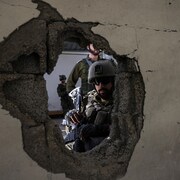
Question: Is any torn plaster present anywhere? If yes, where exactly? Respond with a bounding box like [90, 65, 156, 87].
[92, 24, 138, 56]
[0, 0, 39, 41]
[42, 0, 180, 29]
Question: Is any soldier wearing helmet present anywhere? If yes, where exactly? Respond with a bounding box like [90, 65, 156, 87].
[87, 60, 116, 100]
[66, 60, 116, 152]
[57, 75, 74, 116]
[59, 75, 66, 81]
[66, 43, 100, 96]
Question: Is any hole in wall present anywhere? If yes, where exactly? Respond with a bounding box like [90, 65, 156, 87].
[0, 1, 145, 180]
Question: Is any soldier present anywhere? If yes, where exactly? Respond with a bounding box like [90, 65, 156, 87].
[65, 60, 116, 152]
[57, 75, 74, 116]
[66, 43, 100, 96]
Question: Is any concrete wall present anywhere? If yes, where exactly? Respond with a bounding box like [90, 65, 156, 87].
[0, 0, 180, 180]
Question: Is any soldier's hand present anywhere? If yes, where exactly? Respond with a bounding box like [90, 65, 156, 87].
[65, 109, 82, 124]
[79, 124, 96, 141]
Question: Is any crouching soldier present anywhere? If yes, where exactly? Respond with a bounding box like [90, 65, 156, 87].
[66, 60, 116, 152]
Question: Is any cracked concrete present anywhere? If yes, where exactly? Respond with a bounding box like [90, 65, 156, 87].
[1, 0, 180, 180]
[0, 1, 145, 179]
[99, 22, 178, 33]
[0, 0, 33, 9]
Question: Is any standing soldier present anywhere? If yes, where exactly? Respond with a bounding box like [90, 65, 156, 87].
[66, 43, 100, 96]
[57, 75, 74, 116]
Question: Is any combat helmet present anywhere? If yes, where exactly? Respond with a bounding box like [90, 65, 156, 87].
[59, 74, 66, 81]
[88, 60, 116, 83]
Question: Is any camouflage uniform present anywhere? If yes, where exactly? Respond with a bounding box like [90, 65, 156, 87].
[66, 57, 94, 96]
[65, 60, 116, 152]
[73, 90, 113, 152]
[57, 83, 74, 115]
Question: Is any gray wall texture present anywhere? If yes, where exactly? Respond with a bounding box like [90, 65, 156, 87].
[0, 0, 180, 180]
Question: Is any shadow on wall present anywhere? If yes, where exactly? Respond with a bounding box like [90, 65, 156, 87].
[0, 1, 145, 180]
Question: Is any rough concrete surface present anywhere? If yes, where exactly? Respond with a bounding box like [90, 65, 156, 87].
[0, 0, 180, 180]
